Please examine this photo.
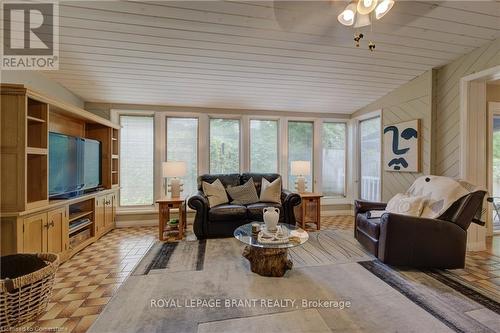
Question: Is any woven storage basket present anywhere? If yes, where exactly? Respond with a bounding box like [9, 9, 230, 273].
[0, 253, 59, 329]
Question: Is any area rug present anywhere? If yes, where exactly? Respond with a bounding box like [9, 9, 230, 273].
[133, 239, 207, 275]
[89, 230, 500, 333]
[359, 260, 500, 333]
[134, 230, 372, 275]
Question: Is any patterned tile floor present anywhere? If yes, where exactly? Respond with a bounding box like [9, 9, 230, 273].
[23, 227, 156, 333]
[19, 216, 500, 333]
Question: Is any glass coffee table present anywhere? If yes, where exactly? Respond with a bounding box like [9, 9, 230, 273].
[234, 222, 309, 277]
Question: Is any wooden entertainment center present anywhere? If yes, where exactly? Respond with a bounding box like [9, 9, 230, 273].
[1, 84, 120, 262]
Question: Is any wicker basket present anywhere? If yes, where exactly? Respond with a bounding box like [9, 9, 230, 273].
[0, 253, 59, 329]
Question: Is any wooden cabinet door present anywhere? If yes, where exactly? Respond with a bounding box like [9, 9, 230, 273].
[104, 194, 113, 231]
[47, 207, 68, 254]
[95, 195, 106, 236]
[23, 213, 47, 253]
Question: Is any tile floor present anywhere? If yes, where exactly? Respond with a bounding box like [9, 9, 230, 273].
[20, 216, 500, 333]
[23, 227, 156, 333]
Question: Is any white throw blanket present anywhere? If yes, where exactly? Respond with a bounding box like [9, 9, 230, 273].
[405, 176, 476, 218]
[368, 176, 479, 219]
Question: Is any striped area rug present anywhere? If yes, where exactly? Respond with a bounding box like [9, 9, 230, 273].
[290, 229, 373, 267]
[360, 260, 500, 333]
[133, 239, 206, 275]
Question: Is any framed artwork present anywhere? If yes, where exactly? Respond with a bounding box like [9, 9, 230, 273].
[383, 119, 420, 172]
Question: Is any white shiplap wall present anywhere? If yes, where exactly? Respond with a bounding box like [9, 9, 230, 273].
[352, 71, 434, 201]
[436, 38, 500, 178]
[33, 1, 500, 114]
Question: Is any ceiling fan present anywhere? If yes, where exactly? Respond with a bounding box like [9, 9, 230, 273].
[337, 0, 395, 50]
[272, 0, 402, 52]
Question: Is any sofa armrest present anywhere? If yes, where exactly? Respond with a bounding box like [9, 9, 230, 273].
[188, 191, 210, 239]
[378, 213, 467, 268]
[281, 189, 301, 225]
[354, 200, 387, 216]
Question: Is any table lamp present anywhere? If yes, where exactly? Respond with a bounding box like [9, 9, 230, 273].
[162, 161, 187, 198]
[291, 161, 311, 193]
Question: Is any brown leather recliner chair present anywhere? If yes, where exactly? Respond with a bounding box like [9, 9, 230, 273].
[354, 190, 486, 268]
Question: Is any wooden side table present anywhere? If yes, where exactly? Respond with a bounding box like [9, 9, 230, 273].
[294, 193, 323, 230]
[156, 197, 186, 241]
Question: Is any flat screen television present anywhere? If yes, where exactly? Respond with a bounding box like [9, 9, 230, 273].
[49, 132, 102, 199]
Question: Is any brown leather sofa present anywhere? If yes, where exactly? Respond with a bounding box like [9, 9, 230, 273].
[354, 190, 486, 268]
[188, 173, 301, 239]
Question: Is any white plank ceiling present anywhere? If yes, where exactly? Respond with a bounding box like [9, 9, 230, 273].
[40, 1, 500, 114]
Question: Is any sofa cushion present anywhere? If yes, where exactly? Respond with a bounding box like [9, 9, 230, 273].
[226, 178, 259, 205]
[246, 202, 282, 222]
[202, 179, 229, 208]
[260, 177, 282, 204]
[208, 204, 247, 222]
[356, 213, 381, 239]
[241, 173, 281, 196]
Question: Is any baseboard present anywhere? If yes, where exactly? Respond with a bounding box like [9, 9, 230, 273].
[116, 219, 157, 228]
[466, 240, 486, 252]
[116, 217, 195, 228]
[321, 209, 354, 216]
[116, 210, 352, 227]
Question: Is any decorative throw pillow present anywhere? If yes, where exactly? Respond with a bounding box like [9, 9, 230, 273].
[226, 178, 259, 205]
[260, 177, 281, 204]
[386, 193, 427, 217]
[202, 179, 229, 208]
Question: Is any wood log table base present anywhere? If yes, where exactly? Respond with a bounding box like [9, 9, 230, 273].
[242, 246, 293, 277]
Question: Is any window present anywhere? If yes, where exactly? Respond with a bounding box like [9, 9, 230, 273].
[250, 119, 278, 173]
[166, 118, 198, 196]
[288, 121, 314, 191]
[322, 122, 346, 197]
[210, 118, 240, 174]
[359, 116, 381, 201]
[120, 115, 154, 206]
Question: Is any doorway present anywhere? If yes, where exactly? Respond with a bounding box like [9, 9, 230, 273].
[488, 101, 500, 234]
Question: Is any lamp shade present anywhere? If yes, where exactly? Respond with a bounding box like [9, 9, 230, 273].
[291, 161, 311, 176]
[162, 161, 187, 178]
[375, 0, 394, 19]
[357, 0, 378, 15]
[337, 2, 357, 26]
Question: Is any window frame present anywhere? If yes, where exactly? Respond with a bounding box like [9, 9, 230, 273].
[208, 116, 242, 174]
[112, 108, 355, 213]
[118, 113, 156, 209]
[320, 121, 348, 199]
[249, 117, 280, 174]
[357, 113, 382, 202]
[286, 119, 315, 192]
[165, 116, 200, 197]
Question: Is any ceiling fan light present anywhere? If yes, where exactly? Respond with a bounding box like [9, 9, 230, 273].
[357, 0, 378, 15]
[375, 0, 394, 19]
[354, 13, 371, 28]
[337, 2, 357, 26]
